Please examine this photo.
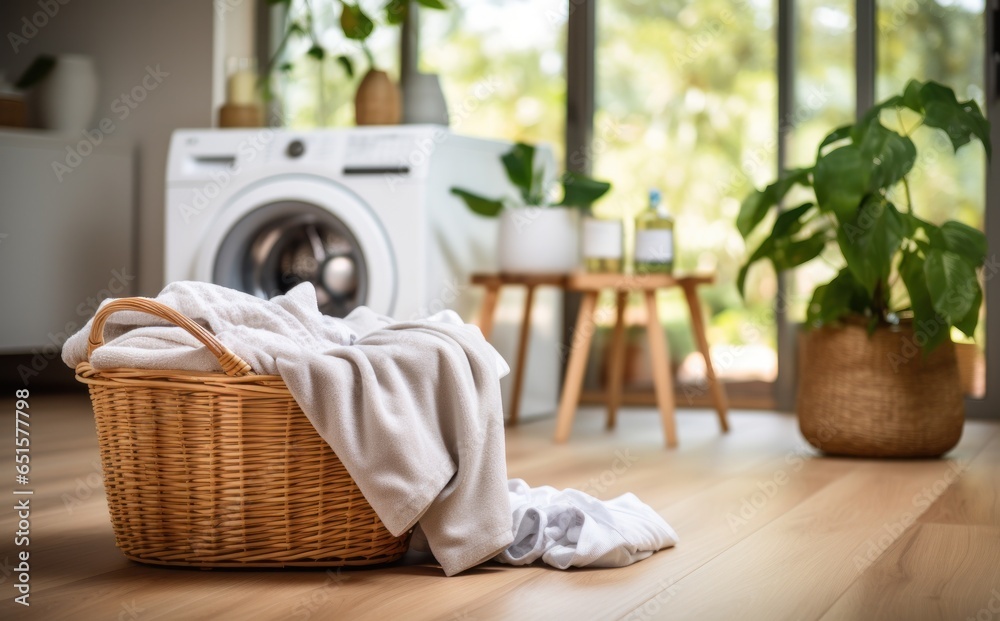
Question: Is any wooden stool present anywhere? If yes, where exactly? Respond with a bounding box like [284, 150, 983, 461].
[554, 272, 729, 448]
[472, 273, 568, 426]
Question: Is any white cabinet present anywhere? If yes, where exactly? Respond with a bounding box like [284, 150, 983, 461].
[0, 130, 134, 353]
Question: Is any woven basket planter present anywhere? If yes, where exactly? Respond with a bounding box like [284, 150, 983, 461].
[76, 298, 410, 568]
[797, 320, 964, 458]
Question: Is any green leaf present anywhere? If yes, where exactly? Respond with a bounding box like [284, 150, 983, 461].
[737, 235, 777, 298]
[340, 3, 375, 40]
[557, 171, 611, 207]
[736, 202, 815, 297]
[902, 79, 923, 112]
[919, 81, 992, 160]
[500, 143, 537, 203]
[771, 229, 828, 272]
[817, 124, 852, 159]
[954, 285, 982, 338]
[852, 96, 903, 142]
[939, 221, 987, 266]
[279, 62, 294, 73]
[924, 248, 979, 324]
[813, 145, 870, 222]
[450, 188, 504, 217]
[899, 251, 951, 353]
[15, 55, 56, 90]
[836, 199, 904, 296]
[806, 268, 869, 327]
[416, 0, 448, 8]
[736, 167, 811, 238]
[307, 44, 326, 61]
[384, 0, 408, 24]
[856, 118, 916, 191]
[335, 54, 354, 77]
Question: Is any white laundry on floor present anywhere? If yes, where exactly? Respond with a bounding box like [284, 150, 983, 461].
[494, 479, 679, 569]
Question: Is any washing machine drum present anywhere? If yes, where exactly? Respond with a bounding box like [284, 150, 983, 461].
[212, 200, 384, 318]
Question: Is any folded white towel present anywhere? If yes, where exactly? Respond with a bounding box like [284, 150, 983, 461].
[494, 479, 679, 569]
[62, 281, 512, 576]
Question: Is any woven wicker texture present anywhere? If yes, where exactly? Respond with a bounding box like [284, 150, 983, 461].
[76, 298, 409, 568]
[797, 322, 964, 458]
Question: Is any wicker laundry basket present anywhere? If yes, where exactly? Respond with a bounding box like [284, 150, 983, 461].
[75, 298, 410, 568]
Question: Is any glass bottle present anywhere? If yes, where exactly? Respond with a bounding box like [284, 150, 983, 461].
[583, 214, 623, 273]
[634, 189, 674, 274]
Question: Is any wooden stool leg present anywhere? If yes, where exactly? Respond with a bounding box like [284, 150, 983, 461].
[606, 290, 628, 430]
[508, 284, 536, 427]
[554, 291, 599, 443]
[477, 285, 499, 341]
[644, 290, 678, 448]
[682, 283, 730, 433]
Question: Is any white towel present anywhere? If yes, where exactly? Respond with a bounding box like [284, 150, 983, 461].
[62, 281, 512, 576]
[494, 479, 679, 569]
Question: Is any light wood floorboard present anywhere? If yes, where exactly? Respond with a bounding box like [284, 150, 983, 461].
[0, 395, 997, 621]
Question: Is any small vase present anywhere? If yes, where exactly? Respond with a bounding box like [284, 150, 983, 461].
[37, 54, 98, 132]
[497, 207, 579, 273]
[402, 72, 448, 125]
[355, 69, 401, 126]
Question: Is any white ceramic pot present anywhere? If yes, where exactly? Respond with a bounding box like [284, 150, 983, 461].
[37, 54, 98, 132]
[497, 206, 579, 273]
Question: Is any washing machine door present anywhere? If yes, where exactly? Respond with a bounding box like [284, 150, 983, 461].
[195, 175, 396, 317]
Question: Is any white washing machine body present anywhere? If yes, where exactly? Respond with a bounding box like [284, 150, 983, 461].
[165, 126, 560, 418]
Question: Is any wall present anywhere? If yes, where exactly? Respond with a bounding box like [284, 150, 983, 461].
[0, 0, 215, 295]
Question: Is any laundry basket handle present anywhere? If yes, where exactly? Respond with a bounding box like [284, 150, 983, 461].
[86, 298, 254, 377]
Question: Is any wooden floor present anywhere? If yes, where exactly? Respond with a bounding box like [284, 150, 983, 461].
[2, 395, 999, 621]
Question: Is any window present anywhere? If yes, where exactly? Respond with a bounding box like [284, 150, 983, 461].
[591, 0, 780, 401]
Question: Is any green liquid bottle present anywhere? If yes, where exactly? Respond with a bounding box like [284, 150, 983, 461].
[634, 189, 674, 274]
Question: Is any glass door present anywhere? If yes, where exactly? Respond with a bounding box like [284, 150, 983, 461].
[876, 0, 990, 403]
[587, 0, 780, 408]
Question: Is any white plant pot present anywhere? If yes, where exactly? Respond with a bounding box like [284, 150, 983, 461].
[498, 207, 579, 273]
[37, 54, 98, 132]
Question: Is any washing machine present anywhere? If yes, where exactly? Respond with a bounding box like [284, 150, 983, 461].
[165, 126, 559, 418]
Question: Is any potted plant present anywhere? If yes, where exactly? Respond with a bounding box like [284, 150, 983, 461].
[737, 79, 990, 458]
[265, 0, 448, 125]
[451, 142, 612, 273]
